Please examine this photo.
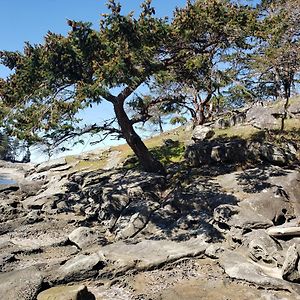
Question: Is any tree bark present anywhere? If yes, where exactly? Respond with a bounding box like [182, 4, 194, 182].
[158, 116, 164, 134]
[113, 101, 166, 175]
[280, 83, 291, 132]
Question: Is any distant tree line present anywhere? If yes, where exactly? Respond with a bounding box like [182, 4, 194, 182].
[0, 0, 299, 173]
[0, 132, 30, 162]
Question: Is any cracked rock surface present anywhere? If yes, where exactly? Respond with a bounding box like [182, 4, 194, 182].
[0, 158, 300, 299]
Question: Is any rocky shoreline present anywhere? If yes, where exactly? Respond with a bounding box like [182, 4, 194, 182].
[0, 152, 300, 299]
[1, 101, 300, 299]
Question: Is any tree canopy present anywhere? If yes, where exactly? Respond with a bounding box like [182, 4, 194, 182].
[0, 0, 299, 173]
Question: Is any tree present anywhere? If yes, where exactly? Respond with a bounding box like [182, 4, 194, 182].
[0, 0, 173, 174]
[0, 132, 11, 160]
[0, 131, 29, 162]
[153, 0, 256, 126]
[246, 0, 300, 130]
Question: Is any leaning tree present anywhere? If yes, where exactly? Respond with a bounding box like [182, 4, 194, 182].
[0, 0, 174, 174]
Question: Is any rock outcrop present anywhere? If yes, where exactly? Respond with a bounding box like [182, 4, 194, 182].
[0, 142, 300, 299]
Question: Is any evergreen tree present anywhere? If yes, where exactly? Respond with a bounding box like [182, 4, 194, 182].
[246, 0, 300, 130]
[0, 0, 171, 174]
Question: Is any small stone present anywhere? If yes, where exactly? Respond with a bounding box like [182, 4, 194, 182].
[205, 244, 225, 259]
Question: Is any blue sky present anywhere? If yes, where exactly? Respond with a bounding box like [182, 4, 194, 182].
[0, 0, 188, 162]
[0, 0, 186, 75]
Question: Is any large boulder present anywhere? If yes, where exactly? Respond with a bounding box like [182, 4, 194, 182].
[219, 250, 290, 290]
[98, 236, 208, 275]
[185, 140, 247, 167]
[246, 105, 280, 130]
[243, 230, 283, 265]
[192, 125, 215, 141]
[55, 252, 105, 283]
[260, 143, 294, 165]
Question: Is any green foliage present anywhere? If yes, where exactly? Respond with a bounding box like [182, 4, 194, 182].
[1, 0, 300, 169]
[151, 0, 257, 125]
[0, 132, 29, 162]
[243, 0, 300, 101]
[0, 1, 171, 167]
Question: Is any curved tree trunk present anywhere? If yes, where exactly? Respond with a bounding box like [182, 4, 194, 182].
[113, 102, 166, 175]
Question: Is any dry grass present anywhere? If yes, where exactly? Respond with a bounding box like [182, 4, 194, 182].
[213, 124, 260, 139]
[65, 113, 300, 172]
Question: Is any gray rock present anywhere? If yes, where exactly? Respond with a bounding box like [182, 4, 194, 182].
[0, 267, 43, 300]
[185, 140, 247, 167]
[37, 284, 95, 300]
[116, 212, 149, 239]
[23, 194, 61, 210]
[214, 118, 230, 129]
[288, 100, 300, 118]
[0, 253, 15, 271]
[260, 144, 288, 165]
[25, 211, 44, 225]
[185, 143, 212, 166]
[211, 141, 246, 164]
[56, 252, 105, 283]
[68, 227, 105, 249]
[19, 181, 45, 197]
[35, 158, 67, 173]
[214, 204, 273, 231]
[205, 244, 225, 259]
[267, 226, 300, 238]
[82, 170, 114, 188]
[192, 125, 215, 141]
[219, 250, 288, 290]
[240, 185, 296, 227]
[229, 115, 237, 127]
[98, 236, 208, 275]
[246, 105, 279, 130]
[22, 176, 70, 210]
[244, 230, 282, 265]
[0, 183, 19, 193]
[210, 145, 224, 162]
[282, 244, 300, 283]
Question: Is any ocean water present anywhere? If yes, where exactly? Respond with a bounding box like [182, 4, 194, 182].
[0, 175, 16, 185]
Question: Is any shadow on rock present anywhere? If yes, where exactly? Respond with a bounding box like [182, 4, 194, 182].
[236, 166, 290, 193]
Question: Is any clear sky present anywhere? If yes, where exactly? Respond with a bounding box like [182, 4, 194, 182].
[0, 0, 187, 75]
[0, 0, 188, 162]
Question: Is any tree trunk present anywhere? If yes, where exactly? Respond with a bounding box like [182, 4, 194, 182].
[280, 84, 290, 132]
[158, 116, 164, 134]
[114, 101, 166, 175]
[194, 102, 205, 125]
